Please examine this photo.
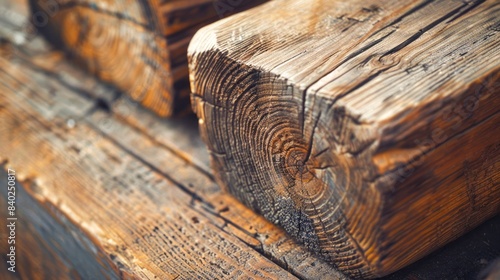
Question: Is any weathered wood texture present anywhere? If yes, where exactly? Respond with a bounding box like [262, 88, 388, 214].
[28, 0, 266, 117]
[0, 4, 344, 279]
[188, 0, 500, 278]
[1, 2, 500, 279]
[0, 52, 299, 279]
[0, 169, 125, 280]
[385, 215, 500, 280]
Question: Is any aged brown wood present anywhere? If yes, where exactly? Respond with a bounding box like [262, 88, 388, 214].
[2, 1, 499, 279]
[0, 170, 125, 280]
[0, 4, 345, 279]
[28, 0, 265, 117]
[188, 0, 500, 278]
[384, 215, 500, 279]
[89, 98, 349, 279]
[0, 54, 296, 279]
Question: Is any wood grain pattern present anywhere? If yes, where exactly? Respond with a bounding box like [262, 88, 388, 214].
[29, 0, 266, 117]
[188, 0, 500, 277]
[0, 7, 345, 278]
[1, 2, 499, 278]
[0, 54, 297, 280]
[0, 170, 124, 280]
[88, 102, 345, 280]
[385, 215, 500, 280]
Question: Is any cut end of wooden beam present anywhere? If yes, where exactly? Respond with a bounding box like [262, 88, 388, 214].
[189, 0, 500, 278]
[190, 50, 385, 278]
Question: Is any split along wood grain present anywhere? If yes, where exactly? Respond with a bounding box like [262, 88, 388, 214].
[29, 0, 266, 117]
[188, 0, 500, 278]
[0, 5, 345, 278]
[0, 54, 296, 280]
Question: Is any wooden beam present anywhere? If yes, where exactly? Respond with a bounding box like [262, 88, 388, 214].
[28, 0, 266, 117]
[0, 6, 344, 278]
[0, 53, 296, 279]
[0, 170, 124, 280]
[1, 2, 499, 278]
[188, 0, 500, 277]
[384, 215, 500, 279]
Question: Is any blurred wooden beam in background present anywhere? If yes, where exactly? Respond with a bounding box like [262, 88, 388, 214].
[29, 0, 266, 117]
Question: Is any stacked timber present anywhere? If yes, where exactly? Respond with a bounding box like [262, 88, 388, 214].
[0, 3, 342, 278]
[1, 0, 500, 279]
[29, 0, 266, 117]
[188, 0, 500, 278]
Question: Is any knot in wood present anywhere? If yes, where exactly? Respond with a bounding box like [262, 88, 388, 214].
[285, 148, 315, 183]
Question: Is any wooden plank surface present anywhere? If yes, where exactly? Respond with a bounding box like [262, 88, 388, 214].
[0, 50, 296, 280]
[1, 1, 499, 279]
[0, 4, 344, 279]
[0, 169, 124, 279]
[188, 0, 500, 277]
[28, 0, 266, 117]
